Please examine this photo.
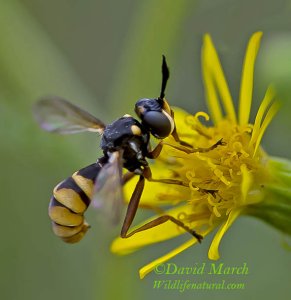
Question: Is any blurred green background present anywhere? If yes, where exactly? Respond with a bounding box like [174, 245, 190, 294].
[1, 0, 290, 299]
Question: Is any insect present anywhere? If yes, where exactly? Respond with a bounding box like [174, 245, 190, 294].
[33, 56, 223, 243]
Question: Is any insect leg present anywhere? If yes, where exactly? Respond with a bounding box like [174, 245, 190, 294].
[143, 165, 188, 187]
[120, 175, 145, 238]
[122, 215, 203, 242]
[146, 141, 164, 159]
[122, 171, 135, 185]
[164, 138, 225, 154]
[143, 165, 218, 195]
[120, 173, 202, 241]
[122, 171, 164, 214]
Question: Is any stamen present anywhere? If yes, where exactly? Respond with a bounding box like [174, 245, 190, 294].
[207, 196, 221, 217]
[232, 141, 249, 158]
[189, 180, 200, 191]
[194, 111, 210, 122]
[213, 206, 222, 218]
[214, 169, 230, 186]
[186, 170, 196, 181]
[185, 112, 212, 139]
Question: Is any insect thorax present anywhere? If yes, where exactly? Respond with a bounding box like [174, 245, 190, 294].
[100, 116, 149, 172]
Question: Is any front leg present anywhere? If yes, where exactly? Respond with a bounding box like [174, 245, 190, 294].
[146, 141, 164, 159]
[164, 138, 225, 154]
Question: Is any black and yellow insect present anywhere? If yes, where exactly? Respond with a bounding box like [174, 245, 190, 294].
[33, 56, 222, 243]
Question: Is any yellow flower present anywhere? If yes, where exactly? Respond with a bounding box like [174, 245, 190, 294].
[111, 32, 291, 279]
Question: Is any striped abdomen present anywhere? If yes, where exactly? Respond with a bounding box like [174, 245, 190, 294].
[48, 159, 106, 243]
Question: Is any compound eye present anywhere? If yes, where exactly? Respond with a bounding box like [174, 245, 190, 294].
[143, 110, 174, 138]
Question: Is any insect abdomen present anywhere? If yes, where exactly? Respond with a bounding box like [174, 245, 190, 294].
[48, 162, 104, 243]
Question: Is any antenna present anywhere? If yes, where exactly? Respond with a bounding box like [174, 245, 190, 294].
[159, 55, 170, 99]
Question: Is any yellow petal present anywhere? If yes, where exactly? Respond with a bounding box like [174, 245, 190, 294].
[253, 100, 280, 156]
[111, 204, 200, 255]
[202, 34, 236, 124]
[208, 209, 242, 260]
[139, 227, 214, 279]
[239, 32, 263, 126]
[250, 85, 275, 148]
[202, 47, 222, 124]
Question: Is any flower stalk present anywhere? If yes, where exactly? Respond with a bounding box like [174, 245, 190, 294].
[245, 157, 291, 236]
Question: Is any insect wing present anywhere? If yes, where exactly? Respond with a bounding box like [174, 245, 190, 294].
[33, 96, 106, 134]
[92, 152, 124, 225]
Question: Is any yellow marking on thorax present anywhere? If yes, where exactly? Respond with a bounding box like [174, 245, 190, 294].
[131, 125, 142, 136]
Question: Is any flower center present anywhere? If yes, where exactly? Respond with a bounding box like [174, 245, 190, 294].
[164, 112, 270, 226]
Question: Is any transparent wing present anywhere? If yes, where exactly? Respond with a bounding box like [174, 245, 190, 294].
[33, 96, 106, 134]
[92, 151, 124, 225]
